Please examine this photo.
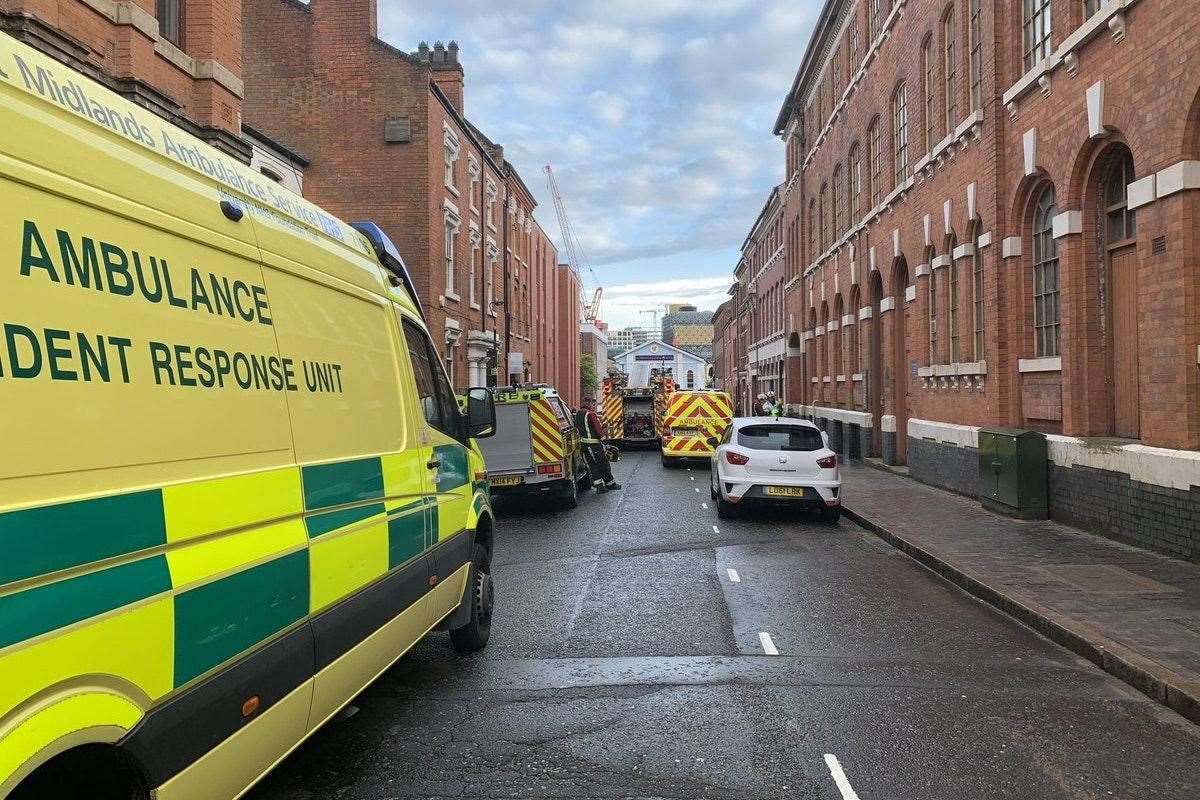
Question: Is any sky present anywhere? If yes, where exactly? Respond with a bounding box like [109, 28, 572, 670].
[379, 1, 818, 330]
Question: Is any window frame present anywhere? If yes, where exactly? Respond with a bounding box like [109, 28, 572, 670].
[972, 226, 986, 360]
[923, 35, 936, 154]
[947, 234, 960, 363]
[1023, 0, 1053, 74]
[968, 0, 983, 112]
[869, 117, 883, 208]
[443, 213, 459, 298]
[1032, 186, 1061, 358]
[849, 144, 862, 220]
[943, 6, 958, 135]
[157, 0, 183, 47]
[892, 83, 909, 186]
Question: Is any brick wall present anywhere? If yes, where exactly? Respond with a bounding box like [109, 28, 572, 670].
[771, 0, 1198, 464]
[1, 0, 248, 158]
[244, 0, 569, 393]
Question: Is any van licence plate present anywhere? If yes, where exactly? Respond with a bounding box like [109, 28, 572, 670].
[491, 475, 523, 487]
[765, 486, 805, 498]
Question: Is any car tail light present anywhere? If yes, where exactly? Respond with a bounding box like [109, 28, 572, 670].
[537, 463, 563, 475]
[816, 455, 838, 469]
[724, 451, 750, 466]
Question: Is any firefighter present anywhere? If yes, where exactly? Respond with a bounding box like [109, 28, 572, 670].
[577, 398, 622, 493]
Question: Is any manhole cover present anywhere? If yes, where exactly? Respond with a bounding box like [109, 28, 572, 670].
[1040, 564, 1179, 594]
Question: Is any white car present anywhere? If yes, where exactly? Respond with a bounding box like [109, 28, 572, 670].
[709, 417, 842, 522]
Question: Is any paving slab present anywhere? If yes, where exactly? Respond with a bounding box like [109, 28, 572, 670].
[841, 461, 1200, 724]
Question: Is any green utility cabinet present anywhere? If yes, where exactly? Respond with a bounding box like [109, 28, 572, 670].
[978, 427, 1048, 519]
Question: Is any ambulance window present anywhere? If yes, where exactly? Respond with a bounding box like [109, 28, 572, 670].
[402, 319, 441, 429]
[401, 318, 460, 438]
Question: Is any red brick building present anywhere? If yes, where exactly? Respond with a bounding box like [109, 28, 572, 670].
[756, 0, 1199, 557]
[739, 183, 788, 414]
[243, 0, 577, 395]
[1, 0, 248, 159]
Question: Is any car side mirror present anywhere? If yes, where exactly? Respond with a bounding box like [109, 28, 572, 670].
[466, 387, 496, 439]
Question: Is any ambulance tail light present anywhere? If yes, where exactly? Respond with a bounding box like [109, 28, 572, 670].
[537, 463, 563, 475]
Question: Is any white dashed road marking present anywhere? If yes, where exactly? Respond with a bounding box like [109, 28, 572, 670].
[757, 632, 778, 656]
[726, 568, 741, 583]
[701, 503, 708, 509]
[824, 754, 862, 800]
[712, 525, 720, 534]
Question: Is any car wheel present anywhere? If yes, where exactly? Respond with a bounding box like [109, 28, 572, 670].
[559, 474, 579, 510]
[716, 493, 737, 519]
[710, 475, 719, 500]
[819, 506, 842, 524]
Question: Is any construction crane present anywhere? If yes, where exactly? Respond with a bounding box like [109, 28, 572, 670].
[544, 164, 603, 323]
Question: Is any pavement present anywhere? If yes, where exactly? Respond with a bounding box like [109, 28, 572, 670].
[840, 462, 1200, 725]
[247, 452, 1200, 800]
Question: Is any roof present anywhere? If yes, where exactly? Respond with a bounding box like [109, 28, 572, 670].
[616, 339, 708, 362]
[741, 184, 785, 252]
[732, 416, 820, 428]
[662, 310, 714, 325]
[773, 0, 843, 136]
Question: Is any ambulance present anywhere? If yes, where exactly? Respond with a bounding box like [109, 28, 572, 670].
[0, 31, 498, 800]
[660, 390, 734, 467]
[478, 387, 590, 509]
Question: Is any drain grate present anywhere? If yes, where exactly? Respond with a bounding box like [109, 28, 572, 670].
[1040, 564, 1180, 594]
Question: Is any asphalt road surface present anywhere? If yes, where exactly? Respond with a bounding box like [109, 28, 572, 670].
[248, 451, 1200, 800]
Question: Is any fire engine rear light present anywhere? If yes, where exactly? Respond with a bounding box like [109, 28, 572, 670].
[816, 455, 838, 469]
[537, 463, 563, 475]
[724, 451, 750, 466]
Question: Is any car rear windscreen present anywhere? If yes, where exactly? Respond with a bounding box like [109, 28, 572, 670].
[736, 425, 824, 452]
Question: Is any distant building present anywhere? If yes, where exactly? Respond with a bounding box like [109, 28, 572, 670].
[662, 309, 714, 350]
[612, 340, 709, 390]
[579, 321, 610, 404]
[608, 326, 652, 355]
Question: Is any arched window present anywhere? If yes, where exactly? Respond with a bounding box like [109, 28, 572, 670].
[832, 165, 844, 235]
[1105, 149, 1136, 244]
[1032, 185, 1060, 357]
[821, 301, 831, 380]
[819, 184, 829, 251]
[892, 83, 909, 185]
[972, 223, 986, 360]
[833, 295, 845, 377]
[968, 0, 982, 111]
[849, 144, 862, 219]
[922, 35, 936, 153]
[686, 369, 695, 388]
[926, 246, 938, 363]
[868, 117, 883, 207]
[947, 233, 960, 362]
[943, 6, 958, 132]
[868, 0, 882, 39]
[808, 200, 817, 262]
[848, 286, 861, 374]
[1023, 0, 1053, 73]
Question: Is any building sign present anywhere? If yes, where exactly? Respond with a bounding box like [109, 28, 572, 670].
[634, 354, 674, 362]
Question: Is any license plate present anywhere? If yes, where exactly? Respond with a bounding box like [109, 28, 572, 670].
[765, 486, 806, 498]
[490, 475, 523, 487]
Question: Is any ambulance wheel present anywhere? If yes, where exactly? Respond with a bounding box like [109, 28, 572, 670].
[661, 453, 673, 468]
[559, 474, 579, 510]
[450, 544, 493, 652]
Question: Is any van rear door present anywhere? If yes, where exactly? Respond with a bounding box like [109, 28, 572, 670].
[481, 402, 534, 475]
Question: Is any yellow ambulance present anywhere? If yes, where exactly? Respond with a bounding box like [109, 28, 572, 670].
[660, 389, 734, 467]
[0, 31, 498, 800]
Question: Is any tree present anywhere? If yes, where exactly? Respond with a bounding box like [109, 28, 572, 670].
[580, 352, 599, 397]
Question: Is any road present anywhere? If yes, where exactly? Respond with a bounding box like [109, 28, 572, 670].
[248, 452, 1200, 800]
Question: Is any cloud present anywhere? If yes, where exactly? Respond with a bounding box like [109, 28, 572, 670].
[377, 0, 814, 319]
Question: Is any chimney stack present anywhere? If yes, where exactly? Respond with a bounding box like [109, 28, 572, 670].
[413, 39, 465, 114]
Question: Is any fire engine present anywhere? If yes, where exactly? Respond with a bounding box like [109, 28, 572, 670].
[600, 369, 675, 449]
